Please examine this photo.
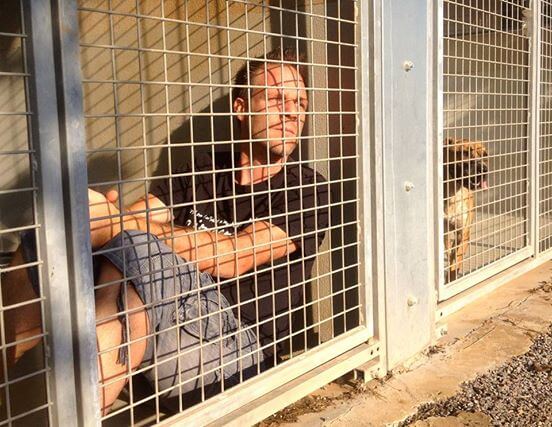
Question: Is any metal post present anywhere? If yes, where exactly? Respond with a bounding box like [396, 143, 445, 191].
[24, 0, 79, 425]
[50, 0, 101, 424]
[357, 0, 375, 340]
[530, 0, 542, 256]
[380, 0, 435, 367]
[434, 0, 445, 307]
[364, 0, 388, 365]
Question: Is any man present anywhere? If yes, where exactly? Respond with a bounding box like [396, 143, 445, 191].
[4, 47, 328, 413]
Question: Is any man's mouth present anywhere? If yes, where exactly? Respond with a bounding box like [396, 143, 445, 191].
[274, 127, 296, 136]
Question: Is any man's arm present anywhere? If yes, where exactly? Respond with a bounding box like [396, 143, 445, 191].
[126, 193, 172, 224]
[89, 190, 298, 278]
[142, 219, 297, 278]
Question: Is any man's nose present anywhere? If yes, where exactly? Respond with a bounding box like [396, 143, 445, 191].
[283, 100, 298, 118]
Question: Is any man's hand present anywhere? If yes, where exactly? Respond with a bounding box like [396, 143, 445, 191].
[88, 189, 122, 249]
[126, 194, 173, 224]
[88, 190, 172, 249]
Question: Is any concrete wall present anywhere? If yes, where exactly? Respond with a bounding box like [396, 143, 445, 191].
[80, 0, 267, 202]
[0, 0, 358, 346]
[444, 31, 530, 218]
[79, 0, 356, 346]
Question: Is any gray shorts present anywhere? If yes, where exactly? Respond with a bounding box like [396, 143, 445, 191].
[22, 230, 264, 408]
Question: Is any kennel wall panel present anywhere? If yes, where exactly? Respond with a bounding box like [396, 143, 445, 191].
[77, 0, 370, 424]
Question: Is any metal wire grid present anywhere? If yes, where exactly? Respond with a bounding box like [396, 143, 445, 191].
[0, 1, 52, 425]
[78, 0, 361, 424]
[442, 0, 531, 288]
[539, 0, 552, 251]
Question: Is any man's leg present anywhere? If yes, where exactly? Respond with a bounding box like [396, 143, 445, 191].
[95, 259, 148, 415]
[3, 230, 264, 413]
[2, 247, 43, 366]
[99, 230, 264, 410]
[1, 244, 148, 415]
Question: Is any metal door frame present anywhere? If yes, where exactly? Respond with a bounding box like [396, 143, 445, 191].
[22, 0, 84, 424]
[20, 0, 381, 425]
[435, 0, 539, 303]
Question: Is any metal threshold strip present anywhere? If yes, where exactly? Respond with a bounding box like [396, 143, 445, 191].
[439, 247, 533, 301]
[209, 342, 381, 427]
[160, 327, 375, 426]
[437, 248, 552, 321]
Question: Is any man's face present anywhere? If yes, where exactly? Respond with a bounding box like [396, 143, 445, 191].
[235, 63, 308, 159]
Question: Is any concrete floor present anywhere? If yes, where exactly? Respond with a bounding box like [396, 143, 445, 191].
[270, 261, 552, 427]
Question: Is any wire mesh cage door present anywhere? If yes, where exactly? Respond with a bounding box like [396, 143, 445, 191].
[0, 1, 53, 423]
[438, 0, 536, 301]
[0, 0, 86, 425]
[77, 0, 372, 424]
[538, 0, 552, 251]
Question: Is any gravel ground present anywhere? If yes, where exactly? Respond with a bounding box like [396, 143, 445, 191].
[401, 324, 552, 426]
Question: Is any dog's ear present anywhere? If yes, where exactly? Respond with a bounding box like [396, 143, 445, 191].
[479, 144, 489, 158]
[443, 139, 457, 160]
[443, 138, 457, 163]
[470, 141, 488, 158]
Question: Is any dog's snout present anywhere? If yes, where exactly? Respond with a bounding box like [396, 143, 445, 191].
[469, 160, 488, 175]
[479, 163, 488, 174]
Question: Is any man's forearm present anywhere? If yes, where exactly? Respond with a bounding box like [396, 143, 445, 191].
[134, 219, 250, 278]
[93, 210, 296, 278]
[131, 218, 295, 278]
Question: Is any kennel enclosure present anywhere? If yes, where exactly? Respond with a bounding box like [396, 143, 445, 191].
[1, 0, 552, 425]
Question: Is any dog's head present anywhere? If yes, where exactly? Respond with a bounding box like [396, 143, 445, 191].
[444, 138, 489, 190]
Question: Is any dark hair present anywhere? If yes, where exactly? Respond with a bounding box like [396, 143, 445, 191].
[232, 47, 307, 104]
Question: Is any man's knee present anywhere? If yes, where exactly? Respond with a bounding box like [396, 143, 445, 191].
[95, 258, 149, 371]
[95, 259, 149, 414]
[96, 258, 149, 337]
[100, 230, 198, 306]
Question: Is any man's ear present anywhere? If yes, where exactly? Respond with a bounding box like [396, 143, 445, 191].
[233, 97, 247, 123]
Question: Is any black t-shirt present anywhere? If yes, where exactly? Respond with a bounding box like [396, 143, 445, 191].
[152, 150, 329, 356]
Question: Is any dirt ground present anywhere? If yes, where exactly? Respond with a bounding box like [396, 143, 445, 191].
[258, 378, 376, 426]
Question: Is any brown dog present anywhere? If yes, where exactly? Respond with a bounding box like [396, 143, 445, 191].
[443, 138, 489, 282]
